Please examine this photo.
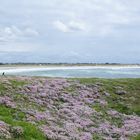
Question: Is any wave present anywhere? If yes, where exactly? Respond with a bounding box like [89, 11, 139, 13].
[0, 65, 140, 73]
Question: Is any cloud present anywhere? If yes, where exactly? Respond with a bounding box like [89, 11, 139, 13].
[0, 0, 140, 63]
[0, 41, 41, 52]
[0, 26, 39, 42]
[53, 21, 70, 33]
[24, 28, 39, 36]
[50, 0, 140, 36]
[53, 20, 88, 33]
[69, 21, 87, 31]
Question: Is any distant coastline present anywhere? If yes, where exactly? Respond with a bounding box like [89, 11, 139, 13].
[0, 62, 140, 67]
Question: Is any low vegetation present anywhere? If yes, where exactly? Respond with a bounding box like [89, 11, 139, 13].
[79, 78, 140, 116]
[0, 76, 140, 139]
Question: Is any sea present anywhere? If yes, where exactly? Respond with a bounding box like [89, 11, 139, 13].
[0, 66, 140, 78]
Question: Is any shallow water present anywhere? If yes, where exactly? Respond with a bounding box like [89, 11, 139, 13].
[1, 66, 140, 78]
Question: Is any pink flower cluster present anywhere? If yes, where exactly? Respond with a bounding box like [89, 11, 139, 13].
[1, 77, 140, 140]
[20, 79, 140, 139]
[0, 96, 16, 108]
[0, 121, 11, 139]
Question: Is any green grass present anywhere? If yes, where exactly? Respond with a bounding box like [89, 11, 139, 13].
[10, 80, 27, 88]
[78, 78, 140, 116]
[0, 84, 7, 96]
[92, 103, 124, 128]
[0, 78, 46, 139]
[130, 134, 140, 140]
[92, 134, 102, 140]
[0, 84, 7, 90]
[79, 78, 140, 140]
[63, 84, 77, 94]
[0, 105, 46, 140]
[1, 77, 140, 139]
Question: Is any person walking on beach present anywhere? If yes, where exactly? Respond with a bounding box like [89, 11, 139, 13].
[2, 72, 5, 76]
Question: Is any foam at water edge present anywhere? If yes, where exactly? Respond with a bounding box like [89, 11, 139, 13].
[1, 66, 140, 74]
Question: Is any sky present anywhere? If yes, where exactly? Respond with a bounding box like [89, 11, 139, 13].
[0, 0, 140, 63]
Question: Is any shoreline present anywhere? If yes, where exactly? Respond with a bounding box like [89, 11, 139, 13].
[0, 65, 140, 78]
[0, 65, 140, 72]
[0, 63, 140, 67]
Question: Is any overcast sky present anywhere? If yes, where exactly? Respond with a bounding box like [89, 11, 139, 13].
[0, 0, 140, 63]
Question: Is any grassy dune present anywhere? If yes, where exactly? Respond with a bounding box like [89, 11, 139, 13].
[79, 78, 140, 116]
[0, 76, 140, 140]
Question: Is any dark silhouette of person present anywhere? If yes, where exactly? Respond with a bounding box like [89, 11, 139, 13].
[2, 72, 5, 76]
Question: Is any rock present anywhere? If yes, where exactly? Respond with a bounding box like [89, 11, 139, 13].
[115, 90, 127, 95]
[103, 92, 110, 96]
[10, 126, 24, 138]
[115, 86, 123, 90]
[95, 82, 104, 86]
